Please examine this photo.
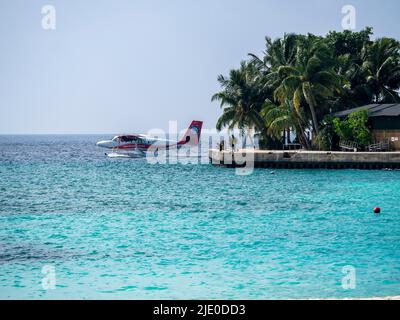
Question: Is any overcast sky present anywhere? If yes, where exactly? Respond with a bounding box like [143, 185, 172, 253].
[1, 0, 400, 134]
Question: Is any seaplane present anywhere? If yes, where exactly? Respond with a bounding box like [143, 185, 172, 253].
[96, 120, 203, 158]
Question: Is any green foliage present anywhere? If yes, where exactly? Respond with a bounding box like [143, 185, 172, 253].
[333, 110, 371, 147]
[361, 37, 400, 103]
[313, 115, 337, 150]
[212, 61, 267, 132]
[272, 36, 341, 135]
[213, 27, 400, 150]
[262, 99, 312, 149]
[325, 27, 373, 63]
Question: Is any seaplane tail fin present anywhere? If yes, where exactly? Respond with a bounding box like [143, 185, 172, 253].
[178, 120, 203, 146]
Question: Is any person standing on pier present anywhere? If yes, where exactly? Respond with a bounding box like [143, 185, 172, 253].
[229, 134, 237, 152]
[219, 139, 225, 151]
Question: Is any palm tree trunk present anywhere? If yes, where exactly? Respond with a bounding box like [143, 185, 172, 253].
[308, 100, 320, 136]
[299, 131, 311, 150]
[295, 120, 311, 150]
[282, 130, 286, 145]
[247, 127, 255, 148]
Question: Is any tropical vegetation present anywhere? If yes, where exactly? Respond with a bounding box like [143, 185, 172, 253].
[333, 110, 371, 148]
[212, 28, 400, 150]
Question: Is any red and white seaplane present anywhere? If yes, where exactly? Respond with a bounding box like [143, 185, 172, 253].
[96, 120, 203, 158]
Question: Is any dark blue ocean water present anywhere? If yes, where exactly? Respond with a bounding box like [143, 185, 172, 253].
[0, 135, 399, 299]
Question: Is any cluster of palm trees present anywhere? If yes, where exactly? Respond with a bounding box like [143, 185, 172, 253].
[212, 28, 400, 150]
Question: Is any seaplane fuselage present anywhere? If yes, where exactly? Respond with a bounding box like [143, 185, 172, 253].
[96, 121, 203, 155]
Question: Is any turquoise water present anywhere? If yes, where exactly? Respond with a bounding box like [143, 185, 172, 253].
[0, 135, 399, 299]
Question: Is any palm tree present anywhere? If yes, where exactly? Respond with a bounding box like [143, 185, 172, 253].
[248, 34, 301, 147]
[212, 61, 266, 134]
[249, 33, 298, 70]
[262, 99, 311, 150]
[361, 38, 400, 103]
[273, 37, 342, 136]
[329, 53, 372, 111]
[249, 33, 299, 92]
[213, 30, 400, 152]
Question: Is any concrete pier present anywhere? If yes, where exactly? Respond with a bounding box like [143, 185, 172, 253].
[209, 149, 400, 169]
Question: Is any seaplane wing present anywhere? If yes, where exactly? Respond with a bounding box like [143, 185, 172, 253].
[96, 121, 203, 156]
